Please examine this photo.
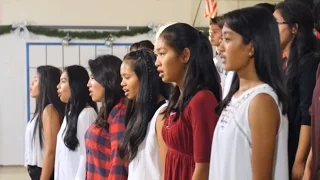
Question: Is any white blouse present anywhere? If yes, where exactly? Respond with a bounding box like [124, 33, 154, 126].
[209, 84, 289, 180]
[25, 115, 44, 167]
[54, 107, 97, 180]
[128, 102, 168, 180]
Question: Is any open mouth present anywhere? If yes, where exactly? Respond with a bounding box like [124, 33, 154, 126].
[123, 89, 129, 96]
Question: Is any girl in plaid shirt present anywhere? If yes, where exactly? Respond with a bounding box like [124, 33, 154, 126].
[85, 55, 128, 180]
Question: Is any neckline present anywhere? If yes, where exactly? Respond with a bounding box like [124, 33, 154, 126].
[232, 84, 267, 101]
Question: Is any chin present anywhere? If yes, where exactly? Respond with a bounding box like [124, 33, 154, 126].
[127, 96, 134, 100]
[161, 77, 170, 83]
[61, 98, 68, 103]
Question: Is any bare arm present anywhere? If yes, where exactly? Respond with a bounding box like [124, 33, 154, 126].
[155, 107, 167, 180]
[294, 126, 311, 164]
[40, 105, 61, 180]
[249, 94, 280, 180]
[192, 163, 210, 180]
[303, 149, 312, 180]
[292, 57, 316, 179]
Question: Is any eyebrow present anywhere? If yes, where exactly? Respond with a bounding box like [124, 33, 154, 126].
[155, 47, 164, 52]
[60, 77, 68, 80]
[223, 31, 232, 35]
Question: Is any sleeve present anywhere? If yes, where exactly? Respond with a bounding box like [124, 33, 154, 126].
[108, 107, 128, 180]
[309, 64, 320, 116]
[75, 109, 97, 180]
[299, 58, 319, 125]
[190, 90, 219, 163]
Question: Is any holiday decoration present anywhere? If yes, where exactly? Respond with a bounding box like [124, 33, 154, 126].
[0, 23, 209, 39]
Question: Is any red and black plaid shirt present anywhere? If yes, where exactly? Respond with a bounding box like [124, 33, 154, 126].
[85, 98, 128, 180]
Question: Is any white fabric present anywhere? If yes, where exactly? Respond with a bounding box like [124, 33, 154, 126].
[128, 102, 168, 180]
[223, 71, 234, 99]
[25, 115, 44, 167]
[54, 107, 97, 180]
[209, 84, 289, 180]
[214, 54, 228, 90]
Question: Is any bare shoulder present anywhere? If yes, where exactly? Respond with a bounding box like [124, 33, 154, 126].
[249, 93, 280, 128]
[42, 104, 60, 122]
[250, 93, 278, 112]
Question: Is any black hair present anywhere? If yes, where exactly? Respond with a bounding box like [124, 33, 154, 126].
[130, 42, 140, 52]
[255, 3, 276, 13]
[159, 23, 221, 121]
[88, 55, 125, 129]
[314, 0, 320, 31]
[276, 1, 318, 100]
[210, 16, 225, 29]
[118, 49, 171, 161]
[63, 65, 97, 151]
[32, 65, 65, 148]
[138, 40, 154, 50]
[217, 7, 288, 115]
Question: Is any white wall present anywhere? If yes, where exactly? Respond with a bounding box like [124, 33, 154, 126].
[0, 0, 279, 27]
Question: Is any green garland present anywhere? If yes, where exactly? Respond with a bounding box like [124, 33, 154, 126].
[0, 25, 209, 39]
[0, 25, 152, 39]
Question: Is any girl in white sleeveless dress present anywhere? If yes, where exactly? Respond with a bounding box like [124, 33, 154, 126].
[209, 7, 289, 180]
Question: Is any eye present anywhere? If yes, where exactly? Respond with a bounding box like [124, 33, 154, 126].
[223, 37, 230, 42]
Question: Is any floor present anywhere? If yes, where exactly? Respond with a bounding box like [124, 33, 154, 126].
[0, 166, 29, 180]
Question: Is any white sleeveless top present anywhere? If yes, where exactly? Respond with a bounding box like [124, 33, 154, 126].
[25, 115, 45, 167]
[209, 84, 289, 180]
[54, 107, 97, 180]
[128, 102, 168, 180]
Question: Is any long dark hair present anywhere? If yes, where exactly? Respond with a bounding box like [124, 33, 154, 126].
[159, 23, 221, 121]
[314, 0, 320, 32]
[88, 55, 124, 129]
[63, 65, 97, 151]
[217, 7, 288, 115]
[118, 49, 171, 161]
[254, 3, 275, 13]
[32, 65, 65, 148]
[276, 1, 318, 93]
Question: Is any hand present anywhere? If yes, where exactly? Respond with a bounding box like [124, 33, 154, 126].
[292, 162, 305, 180]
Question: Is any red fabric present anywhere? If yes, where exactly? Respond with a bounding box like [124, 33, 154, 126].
[315, 30, 320, 40]
[162, 90, 219, 180]
[85, 98, 128, 180]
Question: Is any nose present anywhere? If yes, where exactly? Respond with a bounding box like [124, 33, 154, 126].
[155, 57, 160, 67]
[87, 79, 91, 88]
[218, 38, 225, 53]
[120, 79, 126, 87]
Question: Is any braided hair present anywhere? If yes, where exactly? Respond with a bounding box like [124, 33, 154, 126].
[118, 49, 171, 161]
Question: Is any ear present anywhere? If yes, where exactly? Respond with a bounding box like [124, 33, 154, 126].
[291, 23, 299, 35]
[180, 48, 191, 64]
[248, 42, 254, 58]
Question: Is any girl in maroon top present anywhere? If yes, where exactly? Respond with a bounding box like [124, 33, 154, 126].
[154, 23, 221, 180]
